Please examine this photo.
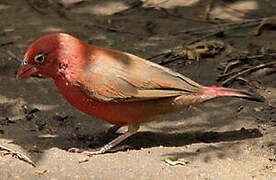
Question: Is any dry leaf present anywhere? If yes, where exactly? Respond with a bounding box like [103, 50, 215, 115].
[172, 40, 225, 61]
[251, 17, 276, 36]
[164, 157, 189, 166]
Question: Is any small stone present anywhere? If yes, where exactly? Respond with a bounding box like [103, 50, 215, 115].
[254, 107, 264, 112]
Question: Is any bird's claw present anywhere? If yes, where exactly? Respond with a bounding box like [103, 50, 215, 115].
[68, 147, 85, 153]
[68, 145, 133, 156]
[68, 147, 106, 156]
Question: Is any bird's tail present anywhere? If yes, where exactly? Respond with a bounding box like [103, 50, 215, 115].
[201, 86, 264, 102]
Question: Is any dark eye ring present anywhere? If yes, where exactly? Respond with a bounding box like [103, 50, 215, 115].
[34, 53, 45, 63]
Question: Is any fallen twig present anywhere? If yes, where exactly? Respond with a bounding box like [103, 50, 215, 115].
[78, 158, 89, 164]
[160, 7, 226, 24]
[0, 41, 14, 47]
[7, 50, 21, 63]
[151, 19, 268, 61]
[223, 60, 241, 74]
[25, 0, 70, 20]
[112, 0, 143, 15]
[218, 52, 276, 78]
[220, 61, 276, 85]
[0, 144, 36, 167]
[48, 0, 71, 20]
[185, 20, 263, 45]
[235, 77, 262, 89]
[185, 31, 223, 45]
[225, 53, 276, 63]
[175, 18, 262, 36]
[25, 0, 47, 14]
[84, 24, 143, 38]
[172, 18, 265, 46]
[64, 0, 89, 10]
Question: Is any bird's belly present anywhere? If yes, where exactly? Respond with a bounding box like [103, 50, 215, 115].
[54, 80, 203, 125]
[54, 81, 158, 124]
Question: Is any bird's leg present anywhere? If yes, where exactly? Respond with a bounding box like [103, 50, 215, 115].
[95, 124, 123, 138]
[69, 123, 139, 155]
[75, 124, 123, 143]
[91, 125, 123, 140]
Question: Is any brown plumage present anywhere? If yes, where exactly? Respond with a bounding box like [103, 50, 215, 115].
[16, 33, 263, 155]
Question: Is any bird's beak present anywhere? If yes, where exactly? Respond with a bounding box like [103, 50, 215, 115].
[16, 63, 38, 80]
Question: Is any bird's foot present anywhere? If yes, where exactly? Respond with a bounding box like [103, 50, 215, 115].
[68, 147, 106, 156]
[70, 123, 138, 156]
[68, 145, 132, 156]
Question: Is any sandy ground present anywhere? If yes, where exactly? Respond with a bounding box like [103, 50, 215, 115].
[0, 0, 275, 179]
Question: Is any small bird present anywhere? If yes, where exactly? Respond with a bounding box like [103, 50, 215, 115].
[17, 33, 263, 155]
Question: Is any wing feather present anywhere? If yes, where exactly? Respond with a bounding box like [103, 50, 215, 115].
[78, 47, 202, 102]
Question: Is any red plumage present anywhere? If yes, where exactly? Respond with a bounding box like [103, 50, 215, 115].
[16, 33, 263, 155]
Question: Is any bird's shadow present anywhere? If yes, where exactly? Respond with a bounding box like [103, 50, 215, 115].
[0, 82, 265, 165]
[125, 128, 262, 148]
[69, 127, 262, 153]
[29, 123, 262, 155]
[0, 111, 263, 164]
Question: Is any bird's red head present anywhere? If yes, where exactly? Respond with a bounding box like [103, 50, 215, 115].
[16, 33, 85, 80]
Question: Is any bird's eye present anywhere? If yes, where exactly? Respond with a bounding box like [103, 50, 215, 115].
[34, 53, 45, 63]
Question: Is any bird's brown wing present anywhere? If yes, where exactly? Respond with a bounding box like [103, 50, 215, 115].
[78, 47, 202, 102]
